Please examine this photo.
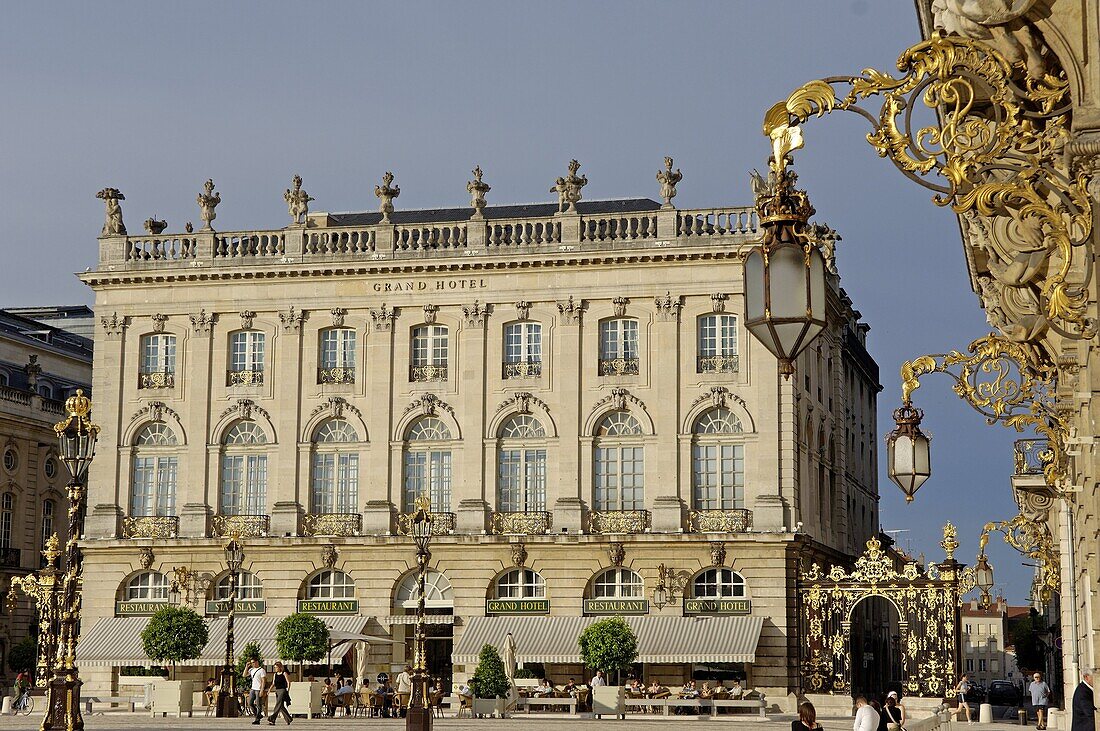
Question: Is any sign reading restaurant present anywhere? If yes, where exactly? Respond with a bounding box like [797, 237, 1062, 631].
[486, 599, 550, 615]
[583, 599, 649, 615]
[206, 600, 266, 616]
[115, 601, 167, 616]
[298, 599, 358, 614]
[683, 599, 751, 615]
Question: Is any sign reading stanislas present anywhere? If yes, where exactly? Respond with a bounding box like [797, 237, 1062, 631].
[206, 600, 266, 615]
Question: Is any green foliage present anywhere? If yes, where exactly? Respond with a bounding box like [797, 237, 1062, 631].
[7, 636, 36, 674]
[120, 666, 169, 678]
[1011, 610, 1047, 673]
[141, 606, 208, 677]
[237, 641, 264, 691]
[514, 667, 538, 680]
[471, 644, 511, 699]
[275, 613, 329, 664]
[578, 617, 638, 676]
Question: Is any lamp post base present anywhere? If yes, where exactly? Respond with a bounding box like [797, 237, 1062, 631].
[406, 705, 433, 731]
[40, 671, 83, 731]
[216, 666, 238, 718]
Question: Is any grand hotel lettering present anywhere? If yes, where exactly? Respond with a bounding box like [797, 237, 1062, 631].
[372, 278, 489, 293]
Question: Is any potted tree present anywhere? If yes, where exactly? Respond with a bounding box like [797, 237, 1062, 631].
[470, 644, 511, 718]
[579, 617, 637, 718]
[274, 612, 329, 680]
[141, 606, 208, 717]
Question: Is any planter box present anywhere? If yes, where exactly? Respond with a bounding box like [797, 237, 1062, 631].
[592, 685, 625, 718]
[152, 680, 194, 718]
[472, 698, 508, 718]
[286, 681, 324, 718]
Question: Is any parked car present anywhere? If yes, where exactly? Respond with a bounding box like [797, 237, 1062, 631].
[963, 683, 986, 704]
[988, 681, 1023, 706]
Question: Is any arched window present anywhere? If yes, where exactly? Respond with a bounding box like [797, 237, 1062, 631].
[697, 314, 738, 373]
[691, 408, 745, 510]
[591, 568, 643, 599]
[214, 571, 263, 600]
[228, 331, 266, 386]
[219, 421, 268, 515]
[503, 322, 542, 379]
[319, 328, 357, 384]
[410, 325, 449, 382]
[125, 571, 170, 601]
[131, 423, 179, 518]
[403, 417, 452, 513]
[692, 568, 746, 599]
[497, 415, 547, 513]
[0, 493, 12, 549]
[310, 419, 359, 514]
[139, 333, 177, 389]
[307, 570, 355, 600]
[396, 569, 453, 609]
[598, 318, 639, 375]
[494, 569, 546, 599]
[593, 412, 644, 511]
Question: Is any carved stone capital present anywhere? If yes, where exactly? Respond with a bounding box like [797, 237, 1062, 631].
[514, 301, 532, 320]
[422, 304, 438, 325]
[556, 296, 585, 325]
[189, 309, 216, 336]
[100, 312, 128, 340]
[462, 300, 488, 327]
[370, 304, 397, 332]
[330, 308, 347, 328]
[279, 306, 306, 332]
[654, 292, 683, 322]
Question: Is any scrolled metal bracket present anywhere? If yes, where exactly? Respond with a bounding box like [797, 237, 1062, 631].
[979, 516, 1059, 604]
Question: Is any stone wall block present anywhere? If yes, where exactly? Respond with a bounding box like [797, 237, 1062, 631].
[87, 503, 123, 539]
[363, 500, 396, 535]
[651, 495, 685, 532]
[179, 502, 212, 538]
[456, 499, 489, 534]
[553, 496, 585, 534]
[271, 501, 303, 537]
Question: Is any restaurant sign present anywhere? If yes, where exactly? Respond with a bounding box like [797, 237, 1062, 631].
[206, 600, 266, 616]
[683, 599, 751, 615]
[486, 599, 550, 615]
[115, 600, 168, 616]
[583, 599, 649, 615]
[298, 599, 359, 614]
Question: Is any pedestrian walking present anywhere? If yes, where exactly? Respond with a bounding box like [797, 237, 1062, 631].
[793, 701, 822, 731]
[248, 658, 267, 725]
[267, 661, 293, 726]
[854, 696, 880, 731]
[956, 674, 974, 725]
[1029, 672, 1052, 730]
[1071, 668, 1095, 731]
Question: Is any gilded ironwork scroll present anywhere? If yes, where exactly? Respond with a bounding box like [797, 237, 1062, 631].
[799, 526, 963, 698]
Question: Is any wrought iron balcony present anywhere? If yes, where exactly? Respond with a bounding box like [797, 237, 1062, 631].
[410, 364, 448, 382]
[227, 369, 264, 387]
[491, 511, 552, 535]
[589, 510, 650, 534]
[122, 515, 180, 539]
[598, 357, 640, 376]
[138, 370, 176, 389]
[318, 367, 355, 385]
[396, 510, 456, 536]
[0, 547, 20, 568]
[302, 513, 362, 537]
[1013, 439, 1050, 476]
[688, 509, 753, 533]
[697, 355, 740, 374]
[502, 360, 542, 379]
[212, 514, 270, 538]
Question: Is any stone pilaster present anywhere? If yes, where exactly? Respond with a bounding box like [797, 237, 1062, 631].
[456, 498, 489, 534]
[459, 303, 488, 526]
[179, 502, 211, 538]
[86, 503, 122, 540]
[271, 501, 302, 537]
[273, 307, 307, 530]
[367, 307, 397, 513]
[362, 500, 395, 535]
[652, 294, 682, 529]
[553, 302, 584, 533]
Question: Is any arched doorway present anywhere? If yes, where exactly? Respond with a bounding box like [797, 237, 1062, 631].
[849, 596, 902, 700]
[394, 569, 454, 689]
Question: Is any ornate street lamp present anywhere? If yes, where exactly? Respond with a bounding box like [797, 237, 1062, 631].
[44, 389, 99, 731]
[217, 538, 245, 718]
[652, 564, 670, 610]
[8, 535, 63, 687]
[407, 496, 434, 731]
[885, 404, 932, 503]
[975, 531, 995, 609]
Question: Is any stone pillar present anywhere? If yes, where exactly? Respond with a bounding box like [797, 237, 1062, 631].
[651, 495, 685, 532]
[184, 310, 216, 533]
[458, 306, 489, 531]
[456, 499, 489, 534]
[363, 500, 395, 535]
[273, 307, 306, 532]
[86, 504, 123, 540]
[194, 231, 215, 261]
[283, 226, 305, 259]
[652, 294, 683, 531]
[179, 502, 211, 538]
[655, 209, 678, 240]
[270, 501, 302, 537]
[559, 213, 581, 246]
[87, 314, 128, 538]
[367, 306, 398, 514]
[553, 303, 585, 532]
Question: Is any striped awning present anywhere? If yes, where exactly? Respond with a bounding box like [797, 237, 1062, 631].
[80, 615, 371, 667]
[452, 615, 765, 666]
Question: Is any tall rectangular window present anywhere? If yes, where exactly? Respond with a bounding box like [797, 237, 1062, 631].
[0, 494, 12, 549]
[220, 454, 267, 514]
[692, 443, 745, 509]
[697, 314, 738, 373]
[503, 323, 542, 378]
[410, 325, 449, 381]
[403, 450, 451, 512]
[229, 331, 266, 386]
[497, 449, 547, 512]
[594, 446, 644, 510]
[598, 319, 639, 376]
[139, 334, 177, 388]
[311, 453, 359, 513]
[130, 456, 178, 516]
[319, 328, 357, 383]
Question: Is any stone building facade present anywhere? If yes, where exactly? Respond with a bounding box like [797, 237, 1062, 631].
[961, 597, 1008, 688]
[75, 170, 879, 707]
[0, 308, 93, 687]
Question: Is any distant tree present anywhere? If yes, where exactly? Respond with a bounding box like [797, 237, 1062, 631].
[471, 644, 511, 699]
[579, 617, 638, 684]
[141, 606, 208, 678]
[1012, 610, 1047, 672]
[8, 636, 36, 674]
[274, 613, 329, 679]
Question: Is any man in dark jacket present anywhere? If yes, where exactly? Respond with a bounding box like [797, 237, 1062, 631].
[1071, 669, 1095, 731]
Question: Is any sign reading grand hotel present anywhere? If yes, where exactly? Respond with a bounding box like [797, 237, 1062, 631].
[372, 278, 489, 293]
[298, 599, 358, 614]
[206, 600, 266, 616]
[486, 599, 550, 615]
[683, 599, 751, 615]
[115, 601, 167, 616]
[583, 599, 649, 615]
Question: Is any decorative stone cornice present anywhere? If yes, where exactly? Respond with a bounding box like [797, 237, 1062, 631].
[654, 291, 682, 322]
[330, 308, 347, 328]
[495, 391, 550, 417]
[151, 313, 168, 333]
[370, 304, 397, 332]
[556, 296, 585, 325]
[402, 393, 455, 419]
[189, 309, 215, 336]
[101, 312, 127, 339]
[279, 306, 306, 332]
[220, 399, 271, 423]
[462, 300, 488, 327]
[514, 301, 532, 320]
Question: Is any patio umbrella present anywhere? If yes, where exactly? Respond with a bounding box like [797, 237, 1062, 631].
[356, 642, 370, 689]
[502, 632, 517, 682]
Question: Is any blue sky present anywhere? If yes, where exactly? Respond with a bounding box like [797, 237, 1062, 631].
[0, 1, 1031, 600]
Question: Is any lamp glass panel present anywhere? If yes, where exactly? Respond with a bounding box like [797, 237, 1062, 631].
[766, 245, 808, 320]
[743, 250, 765, 323]
[808, 246, 826, 321]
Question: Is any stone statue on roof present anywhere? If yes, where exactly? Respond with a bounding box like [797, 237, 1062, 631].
[197, 179, 221, 231]
[96, 188, 127, 236]
[284, 175, 314, 225]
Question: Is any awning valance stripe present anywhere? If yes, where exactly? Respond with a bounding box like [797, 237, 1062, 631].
[381, 614, 455, 625]
[452, 615, 765, 666]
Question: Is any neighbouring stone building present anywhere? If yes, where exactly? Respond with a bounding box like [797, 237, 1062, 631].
[73, 164, 880, 708]
[0, 307, 93, 687]
[961, 597, 1008, 688]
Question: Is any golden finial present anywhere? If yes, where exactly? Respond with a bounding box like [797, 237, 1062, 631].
[940, 522, 959, 561]
[414, 494, 431, 514]
[42, 533, 61, 565]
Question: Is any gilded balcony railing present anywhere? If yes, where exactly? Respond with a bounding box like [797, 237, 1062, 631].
[491, 511, 552, 535]
[302, 513, 362, 537]
[138, 370, 176, 389]
[502, 361, 542, 379]
[410, 364, 447, 382]
[122, 515, 180, 539]
[318, 367, 355, 385]
[589, 510, 650, 534]
[227, 369, 264, 387]
[687, 509, 753, 533]
[396, 511, 456, 536]
[1013, 439, 1050, 476]
[212, 514, 270, 538]
[697, 355, 739, 374]
[598, 357, 640, 376]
